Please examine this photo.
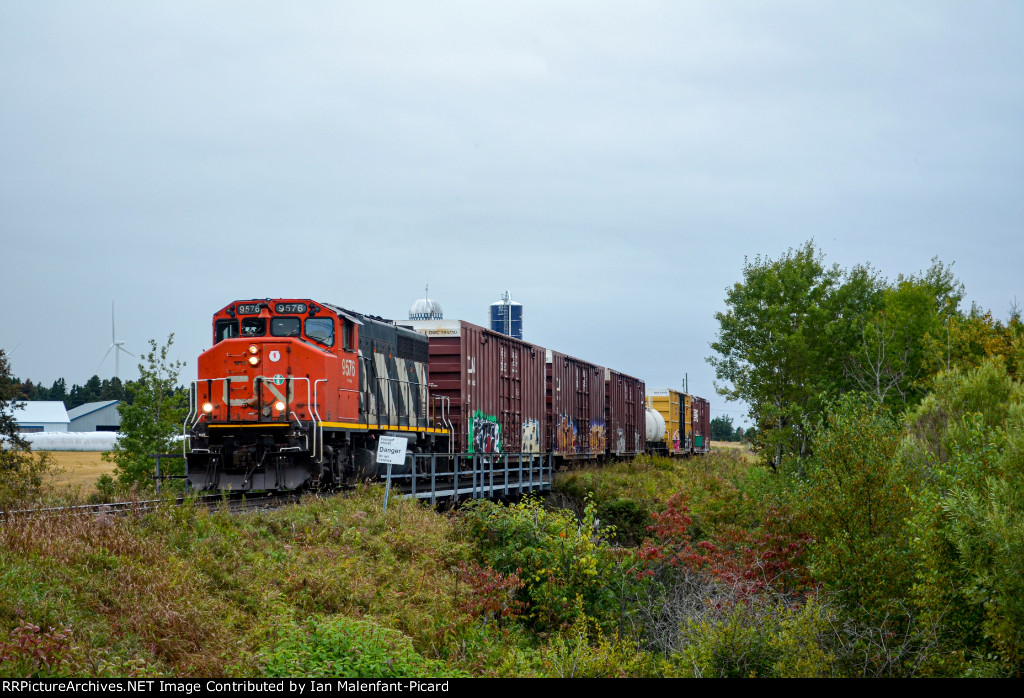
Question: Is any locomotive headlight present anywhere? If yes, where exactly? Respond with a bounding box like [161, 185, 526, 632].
[202, 402, 213, 413]
[248, 344, 259, 354]
[248, 355, 259, 366]
[274, 400, 286, 412]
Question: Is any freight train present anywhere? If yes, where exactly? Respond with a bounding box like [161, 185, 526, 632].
[184, 298, 710, 493]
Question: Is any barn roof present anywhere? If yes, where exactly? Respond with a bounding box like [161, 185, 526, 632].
[14, 401, 70, 425]
[67, 400, 120, 420]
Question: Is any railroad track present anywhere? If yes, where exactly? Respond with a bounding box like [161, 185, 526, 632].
[0, 490, 314, 519]
[2, 452, 557, 520]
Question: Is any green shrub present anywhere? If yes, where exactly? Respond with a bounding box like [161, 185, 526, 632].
[903, 362, 1024, 675]
[262, 614, 463, 678]
[799, 394, 919, 619]
[460, 496, 642, 633]
[538, 611, 657, 678]
[596, 498, 650, 546]
[669, 595, 837, 678]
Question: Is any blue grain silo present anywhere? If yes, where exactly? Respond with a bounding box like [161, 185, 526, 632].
[489, 290, 523, 340]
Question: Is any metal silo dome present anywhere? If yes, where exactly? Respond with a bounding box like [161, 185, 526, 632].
[409, 286, 444, 320]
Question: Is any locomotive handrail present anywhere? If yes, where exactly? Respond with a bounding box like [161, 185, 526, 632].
[431, 395, 453, 452]
[183, 377, 233, 456]
[184, 373, 412, 466]
[183, 384, 197, 456]
[312, 378, 328, 463]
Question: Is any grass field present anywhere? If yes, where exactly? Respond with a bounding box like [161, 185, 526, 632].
[711, 440, 757, 461]
[41, 451, 116, 492]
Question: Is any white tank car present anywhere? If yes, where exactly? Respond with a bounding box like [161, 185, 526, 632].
[645, 405, 666, 443]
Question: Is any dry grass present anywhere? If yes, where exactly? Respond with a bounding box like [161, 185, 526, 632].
[712, 441, 757, 462]
[0, 485, 472, 677]
[38, 452, 115, 493]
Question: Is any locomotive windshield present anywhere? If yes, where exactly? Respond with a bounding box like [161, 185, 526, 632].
[271, 317, 301, 337]
[241, 317, 265, 337]
[305, 317, 334, 346]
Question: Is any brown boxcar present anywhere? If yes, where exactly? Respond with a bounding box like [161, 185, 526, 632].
[605, 368, 646, 456]
[402, 319, 546, 455]
[691, 395, 711, 454]
[546, 349, 607, 460]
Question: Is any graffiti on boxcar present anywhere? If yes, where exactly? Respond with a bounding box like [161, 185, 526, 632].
[555, 414, 578, 453]
[521, 419, 540, 453]
[590, 421, 606, 453]
[470, 411, 501, 454]
[615, 428, 625, 454]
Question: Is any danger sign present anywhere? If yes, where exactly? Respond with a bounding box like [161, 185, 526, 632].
[376, 436, 408, 466]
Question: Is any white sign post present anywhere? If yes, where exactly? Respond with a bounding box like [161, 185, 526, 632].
[378, 436, 408, 512]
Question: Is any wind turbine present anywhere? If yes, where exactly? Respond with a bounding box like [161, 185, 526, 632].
[98, 302, 135, 380]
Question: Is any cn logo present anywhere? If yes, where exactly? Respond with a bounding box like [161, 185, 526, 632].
[269, 351, 281, 362]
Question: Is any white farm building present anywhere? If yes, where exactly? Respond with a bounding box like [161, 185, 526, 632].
[13, 401, 70, 432]
[67, 400, 121, 432]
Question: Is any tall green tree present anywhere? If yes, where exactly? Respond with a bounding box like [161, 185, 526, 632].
[710, 414, 736, 441]
[844, 261, 962, 409]
[708, 241, 883, 466]
[49, 377, 68, 407]
[102, 336, 188, 493]
[0, 349, 28, 453]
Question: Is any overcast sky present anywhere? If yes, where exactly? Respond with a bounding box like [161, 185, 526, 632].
[2, 1, 1022, 425]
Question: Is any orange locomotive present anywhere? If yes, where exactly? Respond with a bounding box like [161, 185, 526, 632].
[184, 299, 449, 491]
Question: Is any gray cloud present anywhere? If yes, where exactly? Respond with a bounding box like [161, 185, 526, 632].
[2, 2, 1022, 426]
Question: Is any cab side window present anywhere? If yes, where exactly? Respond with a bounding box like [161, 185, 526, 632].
[215, 319, 238, 344]
[305, 317, 335, 347]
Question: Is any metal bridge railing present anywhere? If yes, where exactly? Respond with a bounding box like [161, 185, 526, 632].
[382, 448, 552, 507]
[383, 452, 552, 510]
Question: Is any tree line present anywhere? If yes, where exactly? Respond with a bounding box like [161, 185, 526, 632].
[709, 414, 745, 442]
[5, 375, 133, 410]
